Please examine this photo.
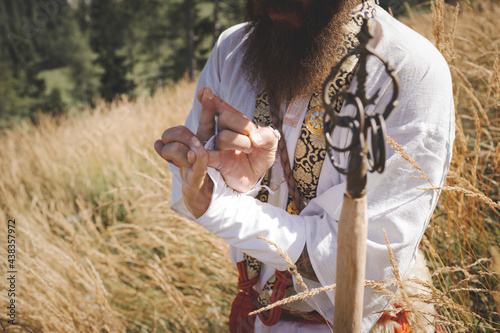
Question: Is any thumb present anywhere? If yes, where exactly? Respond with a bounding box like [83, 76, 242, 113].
[196, 87, 216, 141]
[249, 127, 280, 152]
[187, 136, 208, 188]
[206, 149, 223, 170]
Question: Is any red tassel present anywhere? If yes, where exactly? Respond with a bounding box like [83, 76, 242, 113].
[230, 261, 260, 333]
[377, 304, 411, 333]
[258, 270, 293, 326]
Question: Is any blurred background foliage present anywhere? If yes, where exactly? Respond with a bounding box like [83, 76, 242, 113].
[0, 0, 464, 128]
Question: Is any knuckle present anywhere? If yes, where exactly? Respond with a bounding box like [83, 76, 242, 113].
[163, 142, 184, 160]
[218, 129, 233, 143]
[218, 111, 232, 126]
[161, 128, 171, 141]
[174, 125, 188, 136]
[162, 126, 193, 144]
[215, 134, 226, 150]
[175, 125, 190, 136]
[261, 129, 275, 142]
[162, 126, 180, 141]
[171, 141, 187, 154]
[197, 147, 208, 160]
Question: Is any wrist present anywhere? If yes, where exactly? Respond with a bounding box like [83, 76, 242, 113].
[187, 174, 214, 219]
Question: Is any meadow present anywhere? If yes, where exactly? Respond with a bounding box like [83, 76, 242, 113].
[0, 0, 499, 332]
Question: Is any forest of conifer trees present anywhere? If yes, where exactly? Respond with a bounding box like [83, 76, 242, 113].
[0, 0, 245, 126]
[0, 0, 442, 127]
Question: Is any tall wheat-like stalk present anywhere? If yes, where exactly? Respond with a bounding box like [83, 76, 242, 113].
[402, 0, 500, 331]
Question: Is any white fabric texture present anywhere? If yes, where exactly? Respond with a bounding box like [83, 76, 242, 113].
[169, 6, 454, 333]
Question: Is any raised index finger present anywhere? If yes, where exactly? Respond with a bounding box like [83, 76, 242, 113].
[207, 89, 240, 116]
[209, 93, 257, 135]
[196, 87, 217, 141]
[200, 88, 257, 137]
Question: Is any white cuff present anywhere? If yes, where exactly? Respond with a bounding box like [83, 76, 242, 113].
[195, 165, 306, 270]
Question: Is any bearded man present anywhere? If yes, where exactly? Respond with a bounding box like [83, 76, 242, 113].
[154, 0, 454, 332]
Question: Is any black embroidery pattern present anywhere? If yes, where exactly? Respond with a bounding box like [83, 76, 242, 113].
[253, 90, 273, 127]
[244, 253, 262, 280]
[253, 91, 273, 204]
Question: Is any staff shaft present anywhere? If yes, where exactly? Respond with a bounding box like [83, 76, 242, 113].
[334, 194, 368, 333]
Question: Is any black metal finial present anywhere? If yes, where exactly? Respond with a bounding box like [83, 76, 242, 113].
[322, 18, 400, 198]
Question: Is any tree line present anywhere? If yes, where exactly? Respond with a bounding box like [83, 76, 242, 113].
[0, 0, 244, 127]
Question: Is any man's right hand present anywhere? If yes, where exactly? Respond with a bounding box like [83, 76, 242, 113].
[155, 131, 213, 219]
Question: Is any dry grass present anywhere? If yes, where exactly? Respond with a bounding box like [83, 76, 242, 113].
[0, 81, 237, 332]
[393, 0, 500, 331]
[0, 0, 500, 332]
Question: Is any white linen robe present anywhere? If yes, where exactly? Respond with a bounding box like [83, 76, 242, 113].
[169, 6, 454, 332]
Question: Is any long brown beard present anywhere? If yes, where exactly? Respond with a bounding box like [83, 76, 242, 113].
[242, 0, 360, 106]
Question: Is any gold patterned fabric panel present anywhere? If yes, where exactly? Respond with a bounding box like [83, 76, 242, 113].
[342, 1, 377, 55]
[244, 253, 262, 280]
[290, 95, 327, 206]
[286, 78, 354, 213]
[253, 90, 273, 128]
[252, 89, 273, 204]
[256, 274, 297, 311]
[351, 1, 376, 28]
[257, 275, 276, 307]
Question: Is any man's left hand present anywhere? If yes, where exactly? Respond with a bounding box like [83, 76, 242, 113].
[198, 88, 279, 193]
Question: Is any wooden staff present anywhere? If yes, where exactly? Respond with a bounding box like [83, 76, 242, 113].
[322, 19, 400, 332]
[333, 154, 369, 332]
